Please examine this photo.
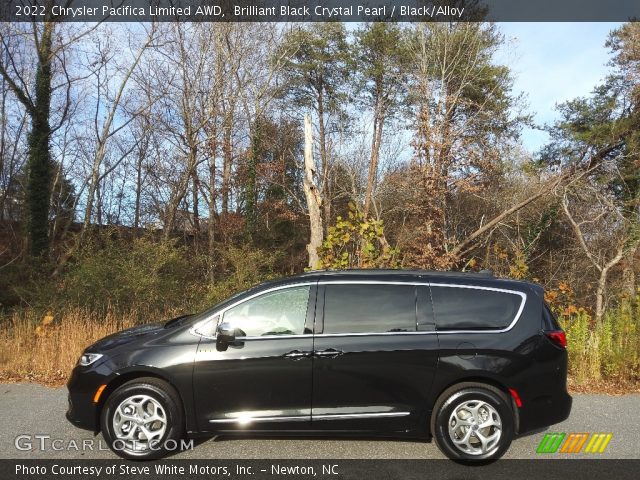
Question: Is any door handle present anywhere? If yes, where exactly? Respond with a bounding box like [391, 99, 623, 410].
[314, 349, 343, 358]
[284, 350, 312, 359]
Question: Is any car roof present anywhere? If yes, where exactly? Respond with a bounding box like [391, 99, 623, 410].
[258, 269, 540, 291]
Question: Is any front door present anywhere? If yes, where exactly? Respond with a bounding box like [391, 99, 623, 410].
[193, 284, 316, 432]
[311, 282, 439, 433]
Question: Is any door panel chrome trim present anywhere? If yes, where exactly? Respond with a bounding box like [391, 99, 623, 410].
[312, 412, 411, 420]
[314, 331, 436, 338]
[238, 334, 313, 341]
[209, 415, 310, 424]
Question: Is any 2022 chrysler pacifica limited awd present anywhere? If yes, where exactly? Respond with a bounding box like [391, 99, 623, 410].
[67, 269, 571, 461]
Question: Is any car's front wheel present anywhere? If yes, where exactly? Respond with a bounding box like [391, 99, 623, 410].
[100, 377, 183, 460]
[431, 382, 514, 462]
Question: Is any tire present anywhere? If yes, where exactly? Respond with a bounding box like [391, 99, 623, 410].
[100, 377, 184, 460]
[431, 382, 514, 462]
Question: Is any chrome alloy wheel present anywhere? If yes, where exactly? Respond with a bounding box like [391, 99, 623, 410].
[447, 399, 502, 456]
[112, 394, 167, 453]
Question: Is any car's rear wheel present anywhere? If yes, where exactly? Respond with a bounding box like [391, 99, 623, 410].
[431, 382, 514, 462]
[100, 377, 183, 460]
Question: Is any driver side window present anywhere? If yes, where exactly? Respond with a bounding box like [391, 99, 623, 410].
[222, 286, 311, 337]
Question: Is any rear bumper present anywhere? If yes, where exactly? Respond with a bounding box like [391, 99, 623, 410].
[518, 390, 572, 434]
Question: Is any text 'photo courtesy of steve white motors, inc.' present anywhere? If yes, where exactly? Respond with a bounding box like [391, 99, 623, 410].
[14, 462, 340, 477]
[1, 0, 640, 480]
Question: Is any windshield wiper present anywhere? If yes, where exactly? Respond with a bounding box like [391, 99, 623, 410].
[164, 314, 192, 328]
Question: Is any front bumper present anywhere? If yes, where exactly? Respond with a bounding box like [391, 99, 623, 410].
[66, 392, 98, 431]
[66, 363, 112, 432]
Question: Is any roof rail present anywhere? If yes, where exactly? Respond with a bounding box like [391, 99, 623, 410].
[298, 268, 495, 277]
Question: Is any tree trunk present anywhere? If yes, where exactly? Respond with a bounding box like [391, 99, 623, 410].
[163, 192, 182, 240]
[134, 152, 143, 232]
[27, 22, 54, 256]
[317, 91, 331, 228]
[164, 158, 193, 240]
[245, 120, 260, 241]
[221, 105, 233, 214]
[303, 114, 323, 269]
[363, 98, 385, 219]
[95, 178, 102, 225]
[191, 170, 200, 251]
[48, 158, 62, 242]
[621, 249, 637, 298]
[82, 141, 106, 238]
[595, 269, 608, 324]
[207, 122, 218, 281]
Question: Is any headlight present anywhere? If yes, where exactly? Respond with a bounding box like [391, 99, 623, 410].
[78, 353, 103, 366]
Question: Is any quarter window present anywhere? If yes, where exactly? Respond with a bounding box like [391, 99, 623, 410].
[222, 286, 311, 337]
[323, 284, 416, 334]
[430, 285, 523, 330]
[542, 303, 560, 330]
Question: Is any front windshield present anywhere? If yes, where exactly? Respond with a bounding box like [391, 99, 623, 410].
[174, 283, 266, 327]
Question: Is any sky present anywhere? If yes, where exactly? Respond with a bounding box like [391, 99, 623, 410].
[496, 22, 622, 153]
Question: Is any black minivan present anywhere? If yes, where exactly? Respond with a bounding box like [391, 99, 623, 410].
[67, 269, 571, 461]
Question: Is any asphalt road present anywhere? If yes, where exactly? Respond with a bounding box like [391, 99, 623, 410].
[0, 384, 638, 459]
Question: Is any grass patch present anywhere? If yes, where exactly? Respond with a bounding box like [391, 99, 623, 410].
[1, 299, 639, 392]
[560, 299, 640, 388]
[0, 306, 176, 385]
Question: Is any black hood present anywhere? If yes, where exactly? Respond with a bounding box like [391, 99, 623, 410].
[86, 322, 166, 352]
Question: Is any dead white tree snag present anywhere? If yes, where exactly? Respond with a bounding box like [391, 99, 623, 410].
[303, 114, 323, 269]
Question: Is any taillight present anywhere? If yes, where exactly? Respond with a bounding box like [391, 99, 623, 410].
[508, 388, 523, 408]
[545, 330, 567, 348]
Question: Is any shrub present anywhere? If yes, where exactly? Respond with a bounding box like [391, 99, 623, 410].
[560, 298, 640, 385]
[59, 234, 203, 314]
[200, 245, 280, 309]
[317, 204, 400, 269]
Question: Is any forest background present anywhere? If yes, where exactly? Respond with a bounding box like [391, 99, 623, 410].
[1, 20, 639, 391]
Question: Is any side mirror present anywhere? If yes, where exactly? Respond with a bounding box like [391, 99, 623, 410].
[216, 322, 236, 344]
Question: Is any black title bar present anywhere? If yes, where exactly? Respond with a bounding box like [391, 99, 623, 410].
[4, 459, 640, 480]
[0, 0, 639, 22]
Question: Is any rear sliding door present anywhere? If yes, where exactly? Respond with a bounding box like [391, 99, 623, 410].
[311, 282, 439, 433]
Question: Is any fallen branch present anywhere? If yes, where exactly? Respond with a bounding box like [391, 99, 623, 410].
[450, 173, 567, 259]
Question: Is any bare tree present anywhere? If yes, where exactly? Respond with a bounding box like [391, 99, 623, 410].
[303, 114, 323, 268]
[561, 182, 640, 323]
[80, 24, 158, 241]
[0, 64, 28, 223]
[232, 23, 294, 238]
[402, 22, 528, 268]
[355, 23, 409, 218]
[153, 23, 214, 241]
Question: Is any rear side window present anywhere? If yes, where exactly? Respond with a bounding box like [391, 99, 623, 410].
[431, 285, 524, 330]
[323, 284, 416, 334]
[542, 303, 561, 330]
